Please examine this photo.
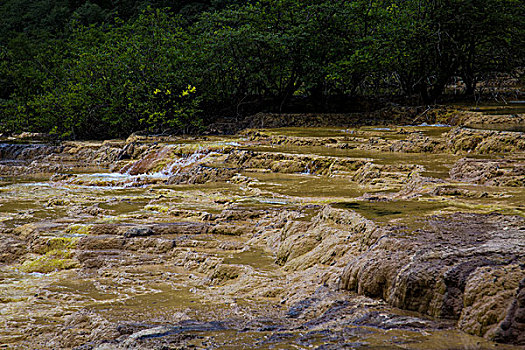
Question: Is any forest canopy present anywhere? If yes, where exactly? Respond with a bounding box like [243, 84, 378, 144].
[0, 0, 523, 139]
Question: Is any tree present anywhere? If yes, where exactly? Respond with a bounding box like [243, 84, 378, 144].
[19, 9, 200, 138]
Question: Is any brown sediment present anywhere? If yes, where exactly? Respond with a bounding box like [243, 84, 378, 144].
[0, 107, 524, 349]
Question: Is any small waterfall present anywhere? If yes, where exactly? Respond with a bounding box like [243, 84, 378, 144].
[77, 144, 221, 187]
[155, 151, 211, 176]
[119, 146, 213, 177]
[119, 146, 174, 175]
[119, 142, 236, 178]
[60, 141, 237, 188]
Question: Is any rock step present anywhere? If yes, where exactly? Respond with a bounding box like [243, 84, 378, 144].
[89, 222, 210, 236]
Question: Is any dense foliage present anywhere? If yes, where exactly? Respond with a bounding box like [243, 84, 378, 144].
[1, 0, 523, 138]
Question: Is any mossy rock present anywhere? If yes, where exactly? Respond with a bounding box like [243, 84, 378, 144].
[20, 249, 79, 273]
[33, 236, 79, 255]
[46, 237, 78, 250]
[145, 204, 169, 213]
[66, 224, 92, 236]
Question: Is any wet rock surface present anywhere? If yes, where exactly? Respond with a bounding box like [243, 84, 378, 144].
[339, 213, 524, 337]
[0, 108, 524, 349]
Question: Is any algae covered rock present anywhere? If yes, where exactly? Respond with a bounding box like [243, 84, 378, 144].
[20, 249, 79, 273]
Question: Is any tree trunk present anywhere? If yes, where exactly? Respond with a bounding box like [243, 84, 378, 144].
[416, 83, 431, 104]
[463, 76, 476, 96]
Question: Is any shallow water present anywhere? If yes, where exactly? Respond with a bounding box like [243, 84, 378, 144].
[465, 103, 525, 131]
[331, 200, 451, 221]
[467, 123, 525, 132]
[0, 125, 524, 349]
[469, 105, 525, 115]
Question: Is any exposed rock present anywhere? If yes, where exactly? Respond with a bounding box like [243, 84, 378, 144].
[225, 149, 366, 176]
[2, 115, 524, 348]
[445, 127, 525, 154]
[89, 222, 209, 236]
[0, 236, 27, 263]
[450, 158, 525, 186]
[461, 113, 525, 130]
[491, 277, 525, 345]
[459, 264, 523, 338]
[388, 134, 445, 153]
[208, 264, 245, 282]
[339, 212, 525, 343]
[0, 141, 123, 175]
[123, 227, 154, 238]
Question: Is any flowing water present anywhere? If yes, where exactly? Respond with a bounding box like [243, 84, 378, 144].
[0, 121, 524, 349]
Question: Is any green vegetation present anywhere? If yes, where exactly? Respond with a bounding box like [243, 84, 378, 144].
[20, 237, 79, 273]
[20, 250, 80, 273]
[1, 0, 523, 139]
